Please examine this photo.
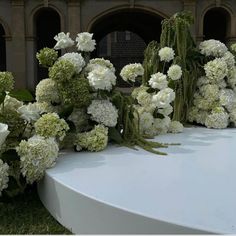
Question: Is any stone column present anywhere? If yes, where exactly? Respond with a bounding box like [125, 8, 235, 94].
[10, 0, 26, 89]
[68, 0, 81, 39]
[183, 0, 197, 41]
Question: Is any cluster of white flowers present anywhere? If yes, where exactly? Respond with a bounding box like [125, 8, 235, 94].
[75, 32, 96, 52]
[158, 47, 175, 62]
[199, 39, 228, 57]
[87, 65, 116, 91]
[87, 100, 118, 127]
[54, 32, 74, 50]
[168, 121, 184, 133]
[152, 88, 175, 108]
[189, 40, 236, 128]
[18, 103, 43, 123]
[0, 159, 9, 196]
[16, 135, 59, 184]
[85, 58, 115, 73]
[59, 52, 85, 74]
[167, 65, 182, 80]
[204, 58, 228, 83]
[120, 63, 144, 82]
[148, 72, 168, 90]
[0, 123, 10, 148]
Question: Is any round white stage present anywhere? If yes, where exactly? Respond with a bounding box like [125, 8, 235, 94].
[38, 127, 236, 234]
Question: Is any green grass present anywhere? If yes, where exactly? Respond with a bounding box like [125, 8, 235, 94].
[0, 185, 72, 234]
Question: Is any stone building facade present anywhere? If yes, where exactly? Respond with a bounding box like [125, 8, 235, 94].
[0, 0, 236, 89]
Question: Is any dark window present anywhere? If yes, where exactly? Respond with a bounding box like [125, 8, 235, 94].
[204, 8, 230, 43]
[35, 8, 61, 81]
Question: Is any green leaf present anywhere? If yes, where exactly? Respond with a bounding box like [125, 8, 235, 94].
[108, 127, 123, 144]
[1, 149, 20, 163]
[9, 89, 34, 102]
[58, 105, 74, 119]
[0, 91, 6, 104]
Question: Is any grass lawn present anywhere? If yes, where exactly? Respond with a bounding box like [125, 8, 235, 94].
[0, 185, 72, 234]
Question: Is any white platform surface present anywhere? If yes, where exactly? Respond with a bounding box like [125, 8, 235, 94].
[38, 127, 236, 234]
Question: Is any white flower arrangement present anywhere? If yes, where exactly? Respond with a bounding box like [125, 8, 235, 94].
[120, 63, 144, 82]
[167, 65, 182, 80]
[59, 52, 85, 74]
[158, 47, 175, 62]
[18, 103, 43, 123]
[54, 32, 74, 50]
[17, 135, 59, 183]
[85, 58, 116, 73]
[168, 121, 184, 133]
[87, 100, 118, 127]
[152, 88, 175, 108]
[0, 123, 10, 148]
[199, 39, 228, 57]
[87, 65, 116, 91]
[148, 72, 168, 90]
[75, 32, 96, 52]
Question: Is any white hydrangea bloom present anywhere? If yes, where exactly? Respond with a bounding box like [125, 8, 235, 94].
[148, 72, 168, 90]
[152, 88, 175, 108]
[18, 103, 43, 123]
[139, 112, 154, 134]
[188, 107, 208, 125]
[136, 90, 153, 107]
[193, 93, 214, 111]
[76, 32, 96, 52]
[54, 32, 74, 50]
[199, 84, 220, 102]
[230, 43, 236, 53]
[158, 104, 173, 116]
[167, 65, 182, 80]
[87, 65, 116, 91]
[87, 100, 118, 127]
[2, 95, 23, 111]
[222, 51, 235, 69]
[227, 67, 236, 89]
[205, 107, 229, 129]
[36, 78, 61, 104]
[196, 76, 210, 88]
[199, 39, 228, 57]
[204, 58, 228, 82]
[168, 121, 184, 133]
[0, 123, 10, 148]
[85, 58, 115, 73]
[153, 116, 171, 135]
[219, 89, 236, 111]
[0, 160, 9, 196]
[158, 47, 175, 62]
[59, 52, 85, 74]
[120, 63, 144, 82]
[16, 135, 59, 184]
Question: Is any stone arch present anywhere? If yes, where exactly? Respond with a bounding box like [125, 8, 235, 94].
[87, 5, 167, 86]
[0, 17, 11, 38]
[200, 4, 233, 43]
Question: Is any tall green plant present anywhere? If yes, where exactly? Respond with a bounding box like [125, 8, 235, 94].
[143, 11, 203, 123]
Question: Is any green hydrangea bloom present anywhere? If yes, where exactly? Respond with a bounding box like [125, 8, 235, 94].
[57, 77, 92, 108]
[74, 125, 108, 152]
[0, 72, 14, 93]
[36, 47, 58, 67]
[35, 113, 69, 141]
[49, 59, 75, 82]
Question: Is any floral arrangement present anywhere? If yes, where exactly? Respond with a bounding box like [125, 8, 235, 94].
[188, 40, 236, 128]
[0, 31, 181, 197]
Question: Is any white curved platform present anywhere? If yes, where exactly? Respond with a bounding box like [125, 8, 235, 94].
[38, 127, 236, 234]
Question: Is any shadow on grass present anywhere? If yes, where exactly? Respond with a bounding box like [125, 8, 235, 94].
[0, 184, 72, 234]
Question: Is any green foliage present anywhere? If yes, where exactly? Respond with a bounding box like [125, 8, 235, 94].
[36, 47, 58, 68]
[8, 89, 34, 102]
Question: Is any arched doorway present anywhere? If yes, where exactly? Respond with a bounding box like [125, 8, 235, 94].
[35, 8, 61, 81]
[90, 10, 164, 86]
[0, 24, 6, 71]
[203, 7, 231, 43]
